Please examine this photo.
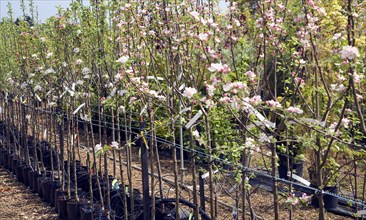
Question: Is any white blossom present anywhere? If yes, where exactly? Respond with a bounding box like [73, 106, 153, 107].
[111, 141, 119, 149]
[117, 55, 129, 64]
[95, 143, 102, 152]
[75, 59, 83, 65]
[198, 33, 208, 41]
[340, 46, 360, 60]
[182, 87, 197, 99]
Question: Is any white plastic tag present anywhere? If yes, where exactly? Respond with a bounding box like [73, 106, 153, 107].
[185, 110, 203, 129]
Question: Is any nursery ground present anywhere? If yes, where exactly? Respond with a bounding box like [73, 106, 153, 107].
[0, 167, 58, 220]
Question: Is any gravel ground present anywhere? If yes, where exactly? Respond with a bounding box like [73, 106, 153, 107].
[0, 167, 58, 220]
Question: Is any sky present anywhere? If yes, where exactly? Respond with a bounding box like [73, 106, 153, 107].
[0, 0, 228, 23]
[0, 1, 85, 22]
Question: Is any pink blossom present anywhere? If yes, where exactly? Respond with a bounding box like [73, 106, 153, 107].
[249, 95, 262, 105]
[265, 100, 282, 108]
[207, 63, 231, 73]
[285, 194, 299, 206]
[129, 97, 137, 104]
[208, 63, 223, 72]
[245, 71, 256, 80]
[232, 82, 247, 90]
[287, 106, 303, 114]
[300, 193, 311, 203]
[332, 33, 342, 40]
[219, 96, 231, 104]
[189, 11, 200, 20]
[353, 72, 364, 84]
[294, 77, 305, 86]
[278, 3, 285, 10]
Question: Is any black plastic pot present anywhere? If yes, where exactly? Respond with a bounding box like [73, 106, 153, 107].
[31, 171, 41, 193]
[27, 169, 35, 190]
[0, 150, 4, 166]
[22, 166, 32, 187]
[4, 152, 10, 169]
[41, 177, 53, 203]
[3, 151, 10, 169]
[80, 204, 102, 220]
[50, 179, 61, 207]
[110, 188, 126, 220]
[37, 175, 45, 198]
[11, 156, 18, 174]
[57, 196, 69, 220]
[55, 188, 66, 213]
[77, 170, 89, 192]
[67, 198, 88, 220]
[311, 186, 339, 210]
[0, 149, 6, 166]
[278, 162, 304, 179]
[16, 162, 26, 182]
[101, 210, 116, 220]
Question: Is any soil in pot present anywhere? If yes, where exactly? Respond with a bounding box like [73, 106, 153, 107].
[67, 198, 88, 220]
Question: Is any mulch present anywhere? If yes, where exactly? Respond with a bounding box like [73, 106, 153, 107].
[0, 167, 58, 220]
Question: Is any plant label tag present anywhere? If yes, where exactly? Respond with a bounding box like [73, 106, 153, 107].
[179, 107, 191, 114]
[35, 94, 42, 102]
[46, 89, 54, 96]
[43, 129, 47, 140]
[109, 88, 117, 97]
[185, 110, 203, 129]
[60, 90, 67, 98]
[228, 184, 237, 193]
[357, 210, 366, 216]
[147, 76, 163, 81]
[300, 118, 326, 127]
[73, 103, 85, 115]
[201, 169, 219, 179]
[179, 84, 185, 91]
[140, 105, 147, 115]
[287, 172, 310, 186]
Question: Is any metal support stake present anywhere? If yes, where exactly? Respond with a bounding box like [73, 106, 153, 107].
[140, 121, 151, 220]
